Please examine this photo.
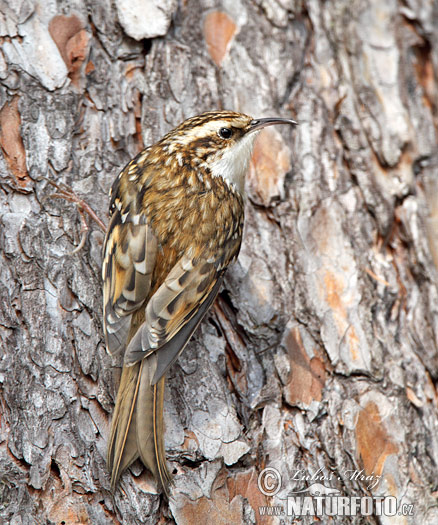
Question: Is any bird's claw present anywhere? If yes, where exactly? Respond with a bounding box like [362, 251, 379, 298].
[40, 174, 107, 254]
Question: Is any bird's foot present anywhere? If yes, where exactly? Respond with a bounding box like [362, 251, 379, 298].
[41, 175, 107, 254]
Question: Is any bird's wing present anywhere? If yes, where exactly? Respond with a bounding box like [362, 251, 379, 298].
[102, 209, 158, 355]
[123, 249, 237, 382]
[150, 277, 223, 384]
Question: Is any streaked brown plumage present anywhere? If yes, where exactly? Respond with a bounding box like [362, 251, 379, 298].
[102, 110, 296, 494]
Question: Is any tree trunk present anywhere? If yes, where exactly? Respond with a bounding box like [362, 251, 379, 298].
[1, 0, 437, 523]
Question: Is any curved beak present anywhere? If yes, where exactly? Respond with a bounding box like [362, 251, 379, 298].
[247, 117, 298, 134]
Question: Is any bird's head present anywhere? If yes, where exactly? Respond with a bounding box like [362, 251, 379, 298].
[160, 110, 297, 193]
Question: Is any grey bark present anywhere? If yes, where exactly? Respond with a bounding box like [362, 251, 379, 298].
[0, 0, 437, 524]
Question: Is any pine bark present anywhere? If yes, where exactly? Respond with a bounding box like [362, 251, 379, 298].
[0, 0, 437, 523]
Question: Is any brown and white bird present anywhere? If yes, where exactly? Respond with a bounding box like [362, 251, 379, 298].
[102, 110, 296, 494]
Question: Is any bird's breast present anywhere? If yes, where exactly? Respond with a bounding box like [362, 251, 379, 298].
[142, 170, 244, 258]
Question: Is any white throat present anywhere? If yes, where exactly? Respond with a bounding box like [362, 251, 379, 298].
[209, 132, 258, 193]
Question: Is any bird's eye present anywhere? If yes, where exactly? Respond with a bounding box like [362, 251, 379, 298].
[218, 127, 233, 139]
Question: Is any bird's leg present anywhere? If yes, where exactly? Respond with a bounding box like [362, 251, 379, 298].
[70, 201, 91, 254]
[44, 178, 107, 232]
[42, 177, 107, 253]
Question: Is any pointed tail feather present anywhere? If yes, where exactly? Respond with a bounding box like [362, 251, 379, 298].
[107, 355, 171, 494]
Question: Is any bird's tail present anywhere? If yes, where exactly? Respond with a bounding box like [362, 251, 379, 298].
[107, 353, 171, 495]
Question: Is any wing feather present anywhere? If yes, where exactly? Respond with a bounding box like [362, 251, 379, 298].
[102, 210, 158, 355]
[123, 254, 222, 368]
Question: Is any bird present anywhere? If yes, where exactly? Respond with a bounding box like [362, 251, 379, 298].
[102, 110, 297, 495]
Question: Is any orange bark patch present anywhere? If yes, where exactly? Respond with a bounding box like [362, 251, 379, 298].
[49, 15, 89, 87]
[356, 402, 398, 476]
[177, 487, 243, 525]
[177, 468, 274, 524]
[38, 466, 91, 524]
[248, 127, 291, 206]
[204, 11, 236, 67]
[284, 326, 326, 406]
[347, 325, 359, 361]
[228, 470, 274, 524]
[182, 429, 200, 451]
[324, 270, 346, 317]
[48, 498, 89, 524]
[406, 386, 423, 407]
[322, 269, 359, 362]
[85, 60, 95, 75]
[0, 97, 29, 189]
